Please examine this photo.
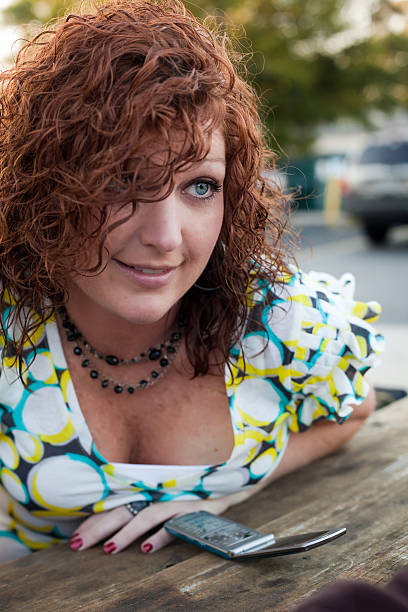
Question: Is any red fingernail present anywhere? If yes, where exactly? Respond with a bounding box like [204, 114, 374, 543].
[103, 542, 117, 554]
[69, 534, 80, 544]
[142, 542, 153, 553]
[70, 538, 83, 551]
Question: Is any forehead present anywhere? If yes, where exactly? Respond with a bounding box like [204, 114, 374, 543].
[129, 127, 225, 170]
[205, 129, 226, 161]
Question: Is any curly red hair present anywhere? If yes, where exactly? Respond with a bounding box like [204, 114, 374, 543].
[0, 0, 292, 379]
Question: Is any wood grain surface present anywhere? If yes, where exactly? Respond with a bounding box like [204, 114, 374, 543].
[1, 398, 407, 611]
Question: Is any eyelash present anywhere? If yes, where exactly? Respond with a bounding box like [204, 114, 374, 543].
[184, 179, 223, 202]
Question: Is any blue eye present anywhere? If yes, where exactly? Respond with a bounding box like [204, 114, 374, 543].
[195, 182, 211, 196]
[185, 179, 222, 201]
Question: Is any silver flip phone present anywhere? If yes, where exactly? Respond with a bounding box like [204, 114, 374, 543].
[165, 511, 346, 559]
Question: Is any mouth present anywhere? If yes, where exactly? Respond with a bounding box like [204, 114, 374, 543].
[115, 260, 178, 275]
[113, 259, 180, 288]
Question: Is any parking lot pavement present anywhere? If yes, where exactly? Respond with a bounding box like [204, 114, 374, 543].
[373, 323, 408, 391]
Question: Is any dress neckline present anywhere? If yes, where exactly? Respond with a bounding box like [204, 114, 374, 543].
[46, 314, 237, 473]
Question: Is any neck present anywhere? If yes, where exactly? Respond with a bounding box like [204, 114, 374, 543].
[63, 289, 179, 360]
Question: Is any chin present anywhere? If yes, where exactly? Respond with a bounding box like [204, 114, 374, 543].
[117, 298, 182, 326]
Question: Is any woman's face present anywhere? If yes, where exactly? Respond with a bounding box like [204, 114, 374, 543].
[67, 129, 225, 325]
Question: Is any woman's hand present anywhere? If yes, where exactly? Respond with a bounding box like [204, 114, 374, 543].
[69, 489, 251, 555]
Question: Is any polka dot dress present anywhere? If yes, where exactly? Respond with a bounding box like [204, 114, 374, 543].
[0, 267, 384, 561]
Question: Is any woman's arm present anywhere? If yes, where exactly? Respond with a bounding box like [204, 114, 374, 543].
[257, 384, 376, 488]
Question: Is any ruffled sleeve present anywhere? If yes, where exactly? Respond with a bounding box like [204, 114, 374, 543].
[282, 269, 384, 431]
[228, 267, 384, 434]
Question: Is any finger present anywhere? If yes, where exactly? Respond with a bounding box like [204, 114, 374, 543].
[103, 502, 178, 554]
[140, 526, 175, 553]
[70, 505, 131, 551]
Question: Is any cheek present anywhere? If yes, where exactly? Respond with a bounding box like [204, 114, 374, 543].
[193, 206, 223, 257]
[74, 210, 114, 270]
[88, 205, 134, 259]
[101, 218, 135, 260]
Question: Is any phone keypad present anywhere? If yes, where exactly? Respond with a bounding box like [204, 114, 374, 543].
[177, 513, 259, 545]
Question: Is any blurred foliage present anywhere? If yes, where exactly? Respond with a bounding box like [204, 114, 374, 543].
[2, 0, 67, 24]
[2, 0, 408, 154]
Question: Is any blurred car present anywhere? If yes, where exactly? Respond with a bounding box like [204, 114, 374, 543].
[341, 140, 408, 244]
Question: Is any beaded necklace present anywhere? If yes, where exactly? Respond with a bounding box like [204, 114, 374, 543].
[58, 306, 182, 394]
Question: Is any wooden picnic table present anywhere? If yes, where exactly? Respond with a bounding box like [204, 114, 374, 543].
[1, 397, 407, 611]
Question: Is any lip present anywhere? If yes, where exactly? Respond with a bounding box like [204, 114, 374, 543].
[117, 261, 177, 271]
[113, 259, 179, 289]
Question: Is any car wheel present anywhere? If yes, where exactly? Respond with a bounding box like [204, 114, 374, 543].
[363, 221, 389, 245]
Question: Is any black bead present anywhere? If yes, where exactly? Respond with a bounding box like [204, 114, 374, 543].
[62, 320, 71, 329]
[81, 359, 89, 367]
[160, 358, 168, 367]
[167, 346, 175, 354]
[114, 385, 123, 394]
[151, 371, 159, 378]
[68, 333, 79, 342]
[106, 355, 119, 366]
[101, 379, 109, 387]
[127, 386, 135, 394]
[73, 347, 82, 355]
[149, 348, 161, 360]
[139, 380, 148, 388]
[90, 370, 98, 379]
[170, 332, 181, 342]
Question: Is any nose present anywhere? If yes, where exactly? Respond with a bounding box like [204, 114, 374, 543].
[138, 195, 183, 253]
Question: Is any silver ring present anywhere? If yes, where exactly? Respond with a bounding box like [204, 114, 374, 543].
[126, 500, 151, 517]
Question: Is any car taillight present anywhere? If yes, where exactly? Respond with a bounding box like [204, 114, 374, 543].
[340, 179, 352, 196]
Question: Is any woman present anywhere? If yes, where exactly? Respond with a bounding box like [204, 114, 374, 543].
[0, 0, 383, 563]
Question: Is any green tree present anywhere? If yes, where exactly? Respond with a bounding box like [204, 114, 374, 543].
[193, 0, 408, 153]
[2, 0, 408, 154]
[2, 0, 72, 25]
